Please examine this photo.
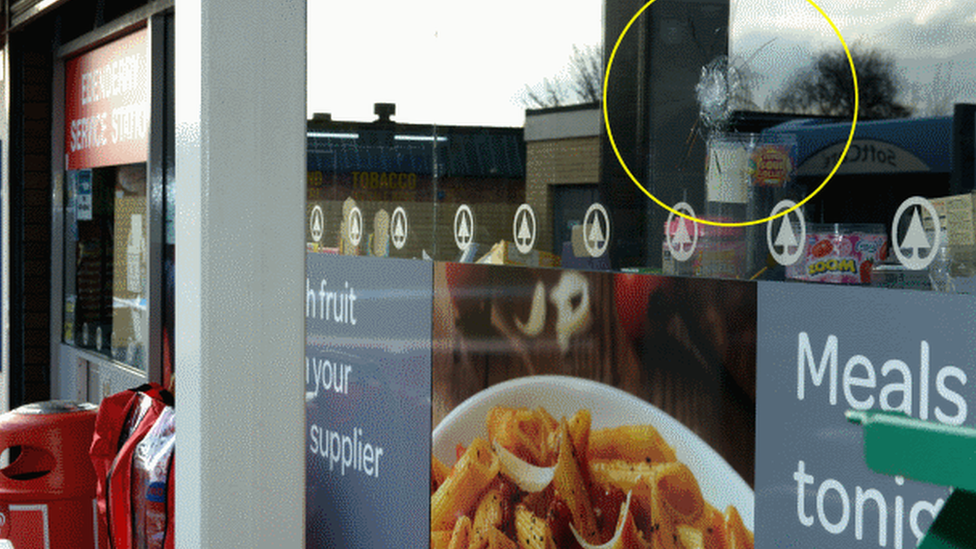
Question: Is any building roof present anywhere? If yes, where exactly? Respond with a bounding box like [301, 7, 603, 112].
[524, 102, 601, 142]
[307, 118, 524, 178]
[763, 115, 952, 174]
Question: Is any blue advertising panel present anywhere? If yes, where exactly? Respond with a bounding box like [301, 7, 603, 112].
[305, 253, 432, 548]
[755, 282, 972, 548]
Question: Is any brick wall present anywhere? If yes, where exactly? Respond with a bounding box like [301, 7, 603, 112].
[11, 41, 54, 404]
[526, 136, 601, 253]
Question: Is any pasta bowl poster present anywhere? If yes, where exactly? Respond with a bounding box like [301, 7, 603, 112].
[431, 263, 757, 548]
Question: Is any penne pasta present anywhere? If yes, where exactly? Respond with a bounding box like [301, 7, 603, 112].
[473, 488, 507, 536]
[430, 530, 453, 549]
[654, 462, 705, 525]
[514, 505, 556, 549]
[566, 409, 591, 467]
[432, 455, 451, 490]
[676, 524, 705, 549]
[699, 504, 729, 549]
[470, 526, 519, 549]
[489, 407, 559, 466]
[589, 459, 657, 492]
[612, 508, 651, 549]
[447, 516, 472, 549]
[589, 425, 676, 465]
[725, 505, 754, 549]
[431, 437, 500, 531]
[552, 419, 599, 543]
[431, 406, 752, 549]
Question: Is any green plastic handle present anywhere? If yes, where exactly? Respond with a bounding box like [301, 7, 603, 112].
[847, 409, 976, 492]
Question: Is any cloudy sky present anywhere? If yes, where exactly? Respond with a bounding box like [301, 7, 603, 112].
[307, 0, 602, 126]
[307, 0, 976, 126]
[731, 0, 976, 114]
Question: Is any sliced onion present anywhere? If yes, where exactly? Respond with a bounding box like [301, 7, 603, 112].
[514, 281, 546, 337]
[492, 439, 555, 493]
[570, 491, 633, 549]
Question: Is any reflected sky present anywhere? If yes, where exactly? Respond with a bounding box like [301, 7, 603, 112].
[307, 0, 976, 126]
[732, 0, 976, 114]
[307, 0, 601, 126]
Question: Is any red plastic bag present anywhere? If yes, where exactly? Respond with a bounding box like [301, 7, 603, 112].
[89, 384, 174, 549]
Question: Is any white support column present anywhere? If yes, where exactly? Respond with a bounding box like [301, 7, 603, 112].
[175, 1, 305, 547]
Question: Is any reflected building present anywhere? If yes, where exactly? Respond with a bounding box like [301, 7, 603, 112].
[524, 103, 607, 268]
[306, 103, 525, 261]
[602, 0, 731, 269]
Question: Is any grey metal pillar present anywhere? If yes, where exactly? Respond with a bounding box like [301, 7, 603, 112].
[175, 0, 306, 546]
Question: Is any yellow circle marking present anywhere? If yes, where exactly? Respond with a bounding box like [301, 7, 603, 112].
[603, 0, 859, 227]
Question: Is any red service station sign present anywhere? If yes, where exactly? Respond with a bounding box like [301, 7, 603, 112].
[65, 28, 149, 170]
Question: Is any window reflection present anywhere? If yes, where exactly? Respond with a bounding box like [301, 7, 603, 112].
[305, 0, 976, 289]
[306, 104, 525, 261]
[64, 163, 148, 367]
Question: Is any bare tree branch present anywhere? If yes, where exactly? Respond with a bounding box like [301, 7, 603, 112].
[570, 44, 602, 103]
[521, 44, 604, 108]
[523, 84, 552, 109]
[902, 62, 957, 117]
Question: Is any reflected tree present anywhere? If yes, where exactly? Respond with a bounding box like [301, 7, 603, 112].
[904, 62, 957, 117]
[773, 45, 912, 119]
[521, 44, 603, 108]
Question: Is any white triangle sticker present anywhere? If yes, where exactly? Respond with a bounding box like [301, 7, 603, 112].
[901, 208, 931, 253]
[588, 218, 604, 243]
[673, 219, 691, 246]
[774, 218, 798, 249]
[459, 215, 470, 238]
[518, 214, 532, 240]
[394, 216, 405, 238]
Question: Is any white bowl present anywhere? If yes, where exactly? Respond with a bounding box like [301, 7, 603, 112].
[432, 375, 754, 530]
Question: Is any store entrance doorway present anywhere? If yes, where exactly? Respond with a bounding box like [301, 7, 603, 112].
[552, 184, 599, 257]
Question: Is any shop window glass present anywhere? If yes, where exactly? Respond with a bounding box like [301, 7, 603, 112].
[306, 0, 976, 283]
[726, 2, 976, 289]
[306, 0, 603, 267]
[305, 4, 976, 549]
[64, 163, 148, 368]
[61, 26, 154, 371]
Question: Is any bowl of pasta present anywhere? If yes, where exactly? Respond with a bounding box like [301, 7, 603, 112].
[431, 375, 754, 549]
